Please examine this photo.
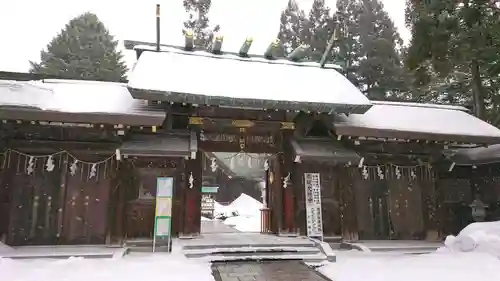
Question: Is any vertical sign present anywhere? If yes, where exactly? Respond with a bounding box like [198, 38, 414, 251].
[304, 173, 323, 240]
[153, 177, 173, 252]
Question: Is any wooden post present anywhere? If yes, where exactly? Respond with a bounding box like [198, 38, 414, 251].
[56, 154, 69, 243]
[421, 173, 440, 241]
[182, 150, 202, 237]
[269, 155, 282, 234]
[281, 131, 295, 233]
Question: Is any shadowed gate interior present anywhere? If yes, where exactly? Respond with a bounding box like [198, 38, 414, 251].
[188, 114, 296, 235]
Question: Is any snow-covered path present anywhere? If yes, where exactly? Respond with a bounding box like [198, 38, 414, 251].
[0, 253, 213, 281]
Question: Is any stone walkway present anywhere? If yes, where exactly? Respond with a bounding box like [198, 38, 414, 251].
[212, 261, 330, 281]
[201, 220, 240, 233]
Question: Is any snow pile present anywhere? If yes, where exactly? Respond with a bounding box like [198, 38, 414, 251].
[0, 253, 213, 281]
[440, 221, 500, 258]
[214, 193, 263, 232]
[214, 202, 239, 219]
[227, 193, 263, 217]
[320, 251, 500, 281]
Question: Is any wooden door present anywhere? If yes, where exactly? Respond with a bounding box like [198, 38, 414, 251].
[62, 161, 111, 244]
[6, 155, 62, 246]
[319, 166, 341, 237]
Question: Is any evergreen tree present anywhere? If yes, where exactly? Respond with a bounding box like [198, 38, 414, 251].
[333, 0, 408, 100]
[304, 0, 334, 62]
[277, 0, 308, 56]
[405, 0, 500, 120]
[357, 0, 407, 100]
[30, 13, 127, 82]
[333, 0, 364, 87]
[182, 0, 220, 48]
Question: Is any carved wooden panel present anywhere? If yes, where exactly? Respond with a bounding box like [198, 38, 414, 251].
[6, 154, 62, 246]
[63, 161, 111, 244]
[387, 180, 425, 239]
[125, 200, 155, 239]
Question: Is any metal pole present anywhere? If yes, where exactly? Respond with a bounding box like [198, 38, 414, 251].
[156, 4, 161, 52]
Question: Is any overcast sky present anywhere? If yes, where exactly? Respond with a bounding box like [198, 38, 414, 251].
[0, 0, 408, 73]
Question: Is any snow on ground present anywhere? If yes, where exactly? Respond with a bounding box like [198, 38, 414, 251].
[439, 221, 500, 257]
[214, 193, 263, 232]
[320, 250, 499, 281]
[0, 253, 213, 281]
[322, 221, 500, 281]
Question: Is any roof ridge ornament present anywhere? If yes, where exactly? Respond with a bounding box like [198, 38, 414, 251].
[184, 30, 194, 51]
[239, 37, 253, 57]
[287, 44, 310, 62]
[264, 39, 280, 60]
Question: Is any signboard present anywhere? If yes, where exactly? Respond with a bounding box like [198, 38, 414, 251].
[201, 186, 219, 194]
[153, 177, 173, 252]
[304, 173, 323, 240]
[201, 195, 215, 216]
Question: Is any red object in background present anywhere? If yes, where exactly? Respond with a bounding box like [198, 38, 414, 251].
[284, 187, 294, 231]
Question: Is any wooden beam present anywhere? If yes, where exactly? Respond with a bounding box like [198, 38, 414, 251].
[8, 139, 119, 155]
[188, 116, 294, 131]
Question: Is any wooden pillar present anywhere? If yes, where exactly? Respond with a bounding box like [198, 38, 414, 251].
[172, 159, 185, 237]
[293, 162, 306, 235]
[0, 152, 13, 242]
[107, 159, 126, 244]
[56, 154, 69, 243]
[182, 150, 202, 237]
[281, 131, 295, 233]
[269, 155, 281, 234]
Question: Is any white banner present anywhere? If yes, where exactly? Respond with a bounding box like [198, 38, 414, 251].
[304, 173, 323, 239]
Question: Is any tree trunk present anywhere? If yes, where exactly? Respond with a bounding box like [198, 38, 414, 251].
[471, 59, 485, 120]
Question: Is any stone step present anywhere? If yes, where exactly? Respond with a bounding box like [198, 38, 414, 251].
[184, 246, 320, 258]
[183, 241, 316, 250]
[2, 247, 127, 260]
[125, 239, 171, 248]
[323, 236, 342, 243]
[340, 241, 441, 253]
[190, 252, 327, 263]
[369, 246, 440, 252]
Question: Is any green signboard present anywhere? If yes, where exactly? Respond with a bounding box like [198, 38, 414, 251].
[153, 177, 173, 252]
[201, 186, 219, 194]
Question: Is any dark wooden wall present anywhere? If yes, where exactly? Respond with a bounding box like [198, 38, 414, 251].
[0, 151, 115, 246]
[435, 163, 500, 237]
[293, 162, 441, 241]
[109, 157, 185, 241]
[293, 162, 343, 238]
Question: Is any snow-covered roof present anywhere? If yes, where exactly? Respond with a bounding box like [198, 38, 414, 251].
[127, 48, 372, 114]
[334, 101, 500, 144]
[0, 79, 165, 126]
[449, 144, 500, 165]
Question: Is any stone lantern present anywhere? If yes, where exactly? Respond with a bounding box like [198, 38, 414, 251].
[469, 198, 488, 222]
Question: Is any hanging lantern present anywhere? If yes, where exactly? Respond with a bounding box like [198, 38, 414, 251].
[45, 155, 55, 172]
